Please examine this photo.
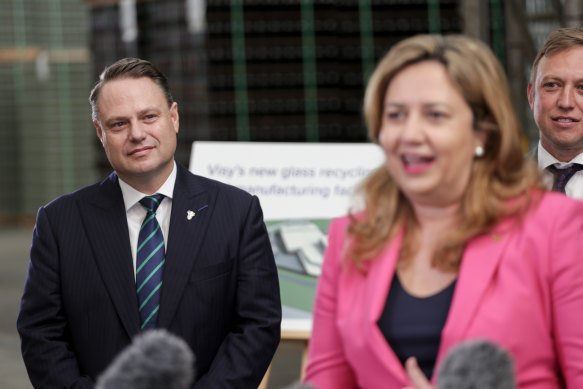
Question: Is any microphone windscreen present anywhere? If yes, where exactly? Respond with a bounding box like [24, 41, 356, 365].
[437, 339, 515, 389]
[96, 329, 195, 389]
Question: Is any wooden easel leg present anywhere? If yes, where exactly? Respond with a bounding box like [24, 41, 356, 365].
[258, 362, 272, 389]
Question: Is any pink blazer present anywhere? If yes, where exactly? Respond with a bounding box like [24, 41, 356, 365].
[304, 192, 583, 389]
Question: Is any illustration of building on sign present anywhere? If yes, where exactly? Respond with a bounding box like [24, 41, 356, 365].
[268, 221, 327, 277]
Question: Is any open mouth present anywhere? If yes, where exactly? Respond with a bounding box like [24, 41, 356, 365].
[402, 155, 433, 164]
[401, 154, 434, 173]
[552, 116, 579, 124]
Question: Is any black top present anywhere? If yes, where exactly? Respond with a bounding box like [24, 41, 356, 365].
[377, 273, 456, 380]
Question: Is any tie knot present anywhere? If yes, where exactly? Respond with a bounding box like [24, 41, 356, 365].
[139, 194, 165, 214]
[547, 164, 583, 193]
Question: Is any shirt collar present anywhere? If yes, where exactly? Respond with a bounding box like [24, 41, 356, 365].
[537, 141, 583, 169]
[118, 161, 177, 211]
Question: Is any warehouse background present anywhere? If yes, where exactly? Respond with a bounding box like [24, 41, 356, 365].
[1, 0, 582, 221]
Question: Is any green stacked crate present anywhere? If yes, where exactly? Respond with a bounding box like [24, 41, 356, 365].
[0, 0, 95, 220]
[0, 0, 24, 220]
[204, 0, 463, 143]
[0, 63, 20, 221]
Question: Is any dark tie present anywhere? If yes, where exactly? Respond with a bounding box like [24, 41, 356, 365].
[136, 194, 165, 330]
[547, 164, 583, 193]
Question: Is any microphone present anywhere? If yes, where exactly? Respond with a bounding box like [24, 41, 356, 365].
[437, 339, 515, 389]
[96, 329, 195, 389]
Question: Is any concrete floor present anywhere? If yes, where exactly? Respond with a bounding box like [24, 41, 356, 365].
[0, 227, 34, 389]
[0, 226, 304, 389]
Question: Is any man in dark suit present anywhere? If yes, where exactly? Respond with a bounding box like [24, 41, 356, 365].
[527, 27, 583, 199]
[17, 58, 281, 388]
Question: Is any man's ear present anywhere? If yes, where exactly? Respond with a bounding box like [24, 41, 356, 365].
[527, 83, 534, 111]
[170, 102, 179, 134]
[94, 121, 104, 146]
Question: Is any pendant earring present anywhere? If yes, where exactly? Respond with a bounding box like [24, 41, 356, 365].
[475, 145, 484, 157]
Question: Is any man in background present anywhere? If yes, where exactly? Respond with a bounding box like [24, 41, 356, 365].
[17, 57, 281, 388]
[528, 27, 583, 199]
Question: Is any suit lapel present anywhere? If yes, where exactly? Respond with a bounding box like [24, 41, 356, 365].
[436, 219, 513, 366]
[157, 164, 215, 328]
[78, 173, 141, 338]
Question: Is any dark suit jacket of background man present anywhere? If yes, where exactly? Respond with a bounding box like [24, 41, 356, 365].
[17, 162, 282, 388]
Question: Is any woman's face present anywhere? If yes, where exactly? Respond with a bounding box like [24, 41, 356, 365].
[378, 60, 482, 208]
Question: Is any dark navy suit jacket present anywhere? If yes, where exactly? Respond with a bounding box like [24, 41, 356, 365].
[17, 162, 282, 388]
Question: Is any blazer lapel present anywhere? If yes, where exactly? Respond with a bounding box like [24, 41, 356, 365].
[366, 227, 410, 383]
[157, 165, 215, 328]
[349, 218, 514, 384]
[436, 219, 514, 366]
[78, 173, 141, 338]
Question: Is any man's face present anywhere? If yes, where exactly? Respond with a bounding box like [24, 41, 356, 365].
[94, 77, 179, 192]
[528, 47, 583, 162]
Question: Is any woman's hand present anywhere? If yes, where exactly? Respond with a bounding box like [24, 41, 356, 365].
[402, 357, 436, 389]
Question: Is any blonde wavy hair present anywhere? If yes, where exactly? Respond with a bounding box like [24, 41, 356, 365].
[347, 34, 543, 272]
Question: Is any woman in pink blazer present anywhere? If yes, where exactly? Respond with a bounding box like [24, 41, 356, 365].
[304, 34, 583, 389]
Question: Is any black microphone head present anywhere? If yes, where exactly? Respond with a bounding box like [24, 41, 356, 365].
[437, 339, 515, 389]
[96, 329, 195, 389]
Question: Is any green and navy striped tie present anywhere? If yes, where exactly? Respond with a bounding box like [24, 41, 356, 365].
[136, 194, 165, 330]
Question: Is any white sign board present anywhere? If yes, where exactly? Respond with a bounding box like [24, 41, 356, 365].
[189, 141, 385, 221]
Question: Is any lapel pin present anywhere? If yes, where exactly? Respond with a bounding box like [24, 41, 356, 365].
[186, 205, 208, 220]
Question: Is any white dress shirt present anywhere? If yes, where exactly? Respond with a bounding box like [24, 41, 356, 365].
[118, 162, 177, 277]
[537, 142, 583, 200]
